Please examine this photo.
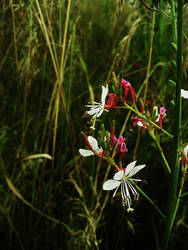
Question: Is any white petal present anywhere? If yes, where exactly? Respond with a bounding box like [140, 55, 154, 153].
[155, 115, 160, 123]
[137, 121, 143, 127]
[113, 186, 120, 198]
[96, 107, 104, 117]
[87, 107, 101, 116]
[125, 161, 137, 176]
[127, 164, 146, 177]
[181, 89, 188, 99]
[79, 149, 94, 157]
[87, 136, 99, 151]
[103, 179, 121, 190]
[153, 106, 159, 116]
[113, 170, 124, 180]
[101, 85, 108, 105]
[184, 144, 188, 157]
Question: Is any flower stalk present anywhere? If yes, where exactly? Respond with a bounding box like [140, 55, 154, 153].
[163, 0, 184, 249]
[123, 102, 173, 138]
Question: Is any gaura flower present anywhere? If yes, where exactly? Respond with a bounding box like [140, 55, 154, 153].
[103, 161, 146, 212]
[85, 85, 108, 119]
[105, 93, 119, 109]
[181, 89, 188, 99]
[131, 116, 147, 134]
[110, 135, 128, 159]
[121, 79, 136, 104]
[155, 106, 167, 129]
[79, 136, 106, 157]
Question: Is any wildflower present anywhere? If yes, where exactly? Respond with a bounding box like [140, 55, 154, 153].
[103, 161, 146, 211]
[85, 85, 108, 119]
[131, 116, 147, 134]
[79, 136, 106, 157]
[181, 89, 188, 99]
[105, 93, 119, 109]
[155, 106, 167, 129]
[121, 79, 136, 104]
[110, 135, 128, 159]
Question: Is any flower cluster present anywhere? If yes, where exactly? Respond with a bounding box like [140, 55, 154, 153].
[85, 78, 137, 121]
[79, 76, 187, 211]
[132, 105, 167, 134]
[79, 76, 148, 212]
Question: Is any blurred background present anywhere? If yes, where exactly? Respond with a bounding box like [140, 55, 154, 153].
[0, 0, 188, 249]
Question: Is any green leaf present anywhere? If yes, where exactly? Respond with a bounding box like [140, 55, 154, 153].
[168, 80, 176, 88]
[170, 60, 177, 71]
[171, 42, 177, 52]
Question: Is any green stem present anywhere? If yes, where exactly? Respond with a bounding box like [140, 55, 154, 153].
[170, 0, 177, 44]
[155, 139, 171, 174]
[129, 180, 166, 219]
[123, 103, 173, 138]
[163, 0, 183, 249]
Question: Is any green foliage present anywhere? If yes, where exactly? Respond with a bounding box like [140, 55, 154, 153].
[0, 0, 188, 249]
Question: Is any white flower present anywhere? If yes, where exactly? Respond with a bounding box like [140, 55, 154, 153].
[181, 89, 188, 99]
[85, 85, 108, 119]
[103, 161, 146, 211]
[79, 136, 103, 157]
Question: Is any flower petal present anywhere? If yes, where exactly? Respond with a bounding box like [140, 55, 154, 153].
[103, 179, 121, 190]
[181, 89, 188, 99]
[87, 107, 101, 116]
[113, 186, 120, 198]
[127, 164, 146, 177]
[101, 85, 108, 105]
[87, 136, 99, 151]
[96, 107, 104, 117]
[79, 149, 94, 157]
[137, 121, 143, 127]
[113, 170, 124, 180]
[184, 144, 188, 157]
[125, 161, 137, 176]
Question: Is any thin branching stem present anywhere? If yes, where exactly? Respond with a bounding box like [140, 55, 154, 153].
[163, 0, 183, 249]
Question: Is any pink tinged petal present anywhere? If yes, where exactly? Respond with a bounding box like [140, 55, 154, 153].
[127, 164, 146, 177]
[87, 136, 99, 151]
[101, 85, 108, 105]
[79, 149, 94, 157]
[113, 170, 124, 180]
[125, 161, 137, 176]
[160, 107, 167, 116]
[129, 86, 136, 104]
[103, 179, 121, 190]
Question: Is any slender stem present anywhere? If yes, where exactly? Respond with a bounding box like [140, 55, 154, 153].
[129, 180, 166, 219]
[163, 0, 183, 249]
[155, 139, 171, 174]
[173, 163, 187, 226]
[170, 0, 177, 44]
[143, 11, 155, 103]
[123, 103, 173, 138]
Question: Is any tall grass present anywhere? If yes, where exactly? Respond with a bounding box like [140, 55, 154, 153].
[0, 0, 188, 249]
